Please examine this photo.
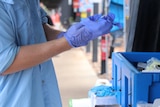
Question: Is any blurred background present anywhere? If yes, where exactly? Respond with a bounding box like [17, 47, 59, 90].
[40, 1, 126, 107]
[40, 0, 126, 60]
[39, 0, 160, 107]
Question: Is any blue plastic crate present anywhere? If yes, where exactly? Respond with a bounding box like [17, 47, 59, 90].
[112, 52, 160, 107]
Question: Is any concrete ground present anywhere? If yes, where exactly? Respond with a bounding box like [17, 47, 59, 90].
[52, 47, 98, 107]
[52, 37, 125, 107]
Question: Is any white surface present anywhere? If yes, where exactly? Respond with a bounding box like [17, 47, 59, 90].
[70, 98, 91, 107]
[153, 98, 160, 107]
[91, 94, 118, 107]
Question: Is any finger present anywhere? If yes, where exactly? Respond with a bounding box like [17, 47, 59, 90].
[103, 13, 115, 23]
[113, 22, 123, 29]
[89, 14, 102, 21]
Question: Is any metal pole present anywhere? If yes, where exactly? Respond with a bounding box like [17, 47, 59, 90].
[100, 0, 108, 74]
[92, 3, 99, 62]
[105, 0, 108, 74]
[86, 42, 91, 53]
[100, 35, 106, 74]
[92, 39, 98, 62]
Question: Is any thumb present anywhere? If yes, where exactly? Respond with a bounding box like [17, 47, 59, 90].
[103, 13, 115, 23]
[89, 14, 102, 21]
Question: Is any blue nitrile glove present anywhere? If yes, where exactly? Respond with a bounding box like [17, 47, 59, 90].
[88, 85, 116, 97]
[64, 23, 91, 47]
[64, 13, 115, 47]
[81, 14, 102, 22]
[113, 22, 123, 29]
[82, 13, 122, 30]
[80, 13, 115, 40]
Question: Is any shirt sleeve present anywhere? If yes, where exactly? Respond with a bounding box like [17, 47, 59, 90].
[40, 7, 48, 24]
[0, 7, 20, 74]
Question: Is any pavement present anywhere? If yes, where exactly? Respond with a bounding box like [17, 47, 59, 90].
[52, 47, 98, 107]
[52, 34, 124, 107]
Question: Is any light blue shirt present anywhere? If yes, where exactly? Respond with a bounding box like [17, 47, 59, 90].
[0, 0, 62, 107]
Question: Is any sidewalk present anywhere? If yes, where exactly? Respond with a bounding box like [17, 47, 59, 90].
[52, 47, 98, 107]
[52, 36, 125, 107]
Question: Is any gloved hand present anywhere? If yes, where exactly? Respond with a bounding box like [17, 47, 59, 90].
[80, 13, 115, 40]
[84, 13, 122, 29]
[64, 23, 91, 47]
[82, 14, 102, 22]
[64, 13, 115, 47]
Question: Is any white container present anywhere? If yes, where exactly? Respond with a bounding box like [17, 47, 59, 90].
[90, 93, 118, 107]
[137, 103, 153, 107]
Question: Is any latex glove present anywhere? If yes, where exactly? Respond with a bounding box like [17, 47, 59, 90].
[64, 23, 91, 47]
[80, 13, 115, 40]
[82, 13, 122, 29]
[81, 14, 102, 22]
[64, 13, 115, 47]
[89, 85, 116, 97]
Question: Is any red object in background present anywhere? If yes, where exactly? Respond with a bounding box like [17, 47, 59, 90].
[101, 35, 106, 61]
[100, 34, 111, 74]
[73, 0, 79, 9]
[76, 12, 81, 16]
[51, 12, 60, 24]
[100, 35, 106, 74]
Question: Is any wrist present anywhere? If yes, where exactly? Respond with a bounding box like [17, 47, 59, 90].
[64, 28, 92, 48]
[64, 34, 75, 48]
[61, 37, 72, 49]
[57, 32, 65, 39]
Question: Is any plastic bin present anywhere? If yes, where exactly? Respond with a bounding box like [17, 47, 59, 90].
[112, 52, 160, 107]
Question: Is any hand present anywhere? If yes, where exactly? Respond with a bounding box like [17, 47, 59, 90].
[64, 23, 92, 47]
[80, 13, 115, 40]
[64, 13, 115, 47]
[81, 14, 102, 22]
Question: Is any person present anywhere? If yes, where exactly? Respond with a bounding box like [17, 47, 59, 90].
[0, 0, 115, 107]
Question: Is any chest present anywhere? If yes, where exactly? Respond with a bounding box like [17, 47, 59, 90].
[9, 0, 46, 45]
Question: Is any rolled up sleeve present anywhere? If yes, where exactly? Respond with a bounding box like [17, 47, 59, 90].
[40, 7, 48, 24]
[0, 7, 20, 73]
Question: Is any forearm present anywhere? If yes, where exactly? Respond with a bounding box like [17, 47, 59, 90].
[2, 37, 71, 75]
